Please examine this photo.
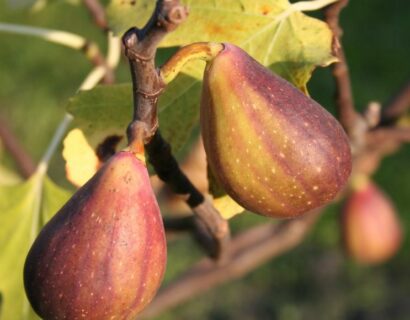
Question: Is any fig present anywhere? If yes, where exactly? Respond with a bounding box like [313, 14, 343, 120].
[24, 151, 166, 319]
[200, 43, 352, 218]
[342, 179, 402, 264]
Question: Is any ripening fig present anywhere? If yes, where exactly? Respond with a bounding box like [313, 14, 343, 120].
[342, 179, 403, 264]
[24, 151, 166, 319]
[200, 43, 352, 218]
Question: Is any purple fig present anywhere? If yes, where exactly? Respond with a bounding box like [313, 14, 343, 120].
[200, 43, 352, 218]
[24, 151, 166, 319]
[342, 180, 402, 264]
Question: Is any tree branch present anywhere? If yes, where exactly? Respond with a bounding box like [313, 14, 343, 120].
[122, 0, 189, 148]
[352, 127, 410, 177]
[81, 0, 116, 84]
[0, 116, 36, 178]
[380, 80, 410, 125]
[324, 0, 361, 137]
[367, 127, 410, 144]
[163, 216, 194, 233]
[82, 0, 108, 31]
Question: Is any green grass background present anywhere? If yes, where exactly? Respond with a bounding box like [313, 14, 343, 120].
[1, 0, 409, 319]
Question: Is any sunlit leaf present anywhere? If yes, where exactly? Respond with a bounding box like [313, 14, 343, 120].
[0, 171, 71, 320]
[213, 195, 245, 220]
[107, 0, 336, 90]
[62, 128, 102, 187]
[0, 165, 22, 186]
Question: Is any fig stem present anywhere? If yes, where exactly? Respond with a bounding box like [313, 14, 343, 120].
[159, 42, 224, 84]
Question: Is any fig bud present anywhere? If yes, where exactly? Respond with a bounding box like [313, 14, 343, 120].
[342, 179, 403, 264]
[200, 43, 352, 218]
[24, 151, 166, 319]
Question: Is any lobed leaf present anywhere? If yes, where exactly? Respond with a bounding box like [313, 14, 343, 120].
[107, 0, 336, 89]
[213, 195, 245, 220]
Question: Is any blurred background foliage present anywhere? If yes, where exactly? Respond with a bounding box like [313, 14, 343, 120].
[0, 0, 409, 319]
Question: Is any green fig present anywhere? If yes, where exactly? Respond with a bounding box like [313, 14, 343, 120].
[200, 43, 352, 218]
[24, 151, 166, 319]
[342, 179, 402, 264]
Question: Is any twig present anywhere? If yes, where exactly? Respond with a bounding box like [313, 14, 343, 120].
[324, 0, 361, 137]
[82, 0, 108, 31]
[380, 80, 410, 125]
[163, 216, 194, 233]
[367, 127, 410, 145]
[0, 117, 36, 178]
[81, 0, 115, 83]
[353, 127, 410, 177]
[140, 211, 321, 319]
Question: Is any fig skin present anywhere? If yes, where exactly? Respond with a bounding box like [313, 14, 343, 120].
[342, 181, 402, 265]
[24, 151, 166, 320]
[200, 43, 352, 218]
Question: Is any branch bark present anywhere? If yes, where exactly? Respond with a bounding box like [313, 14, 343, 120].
[82, 0, 108, 31]
[324, 0, 361, 137]
[123, 0, 189, 147]
[380, 80, 410, 125]
[0, 116, 36, 178]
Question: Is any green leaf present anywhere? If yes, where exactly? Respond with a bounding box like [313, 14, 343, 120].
[158, 75, 202, 154]
[107, 0, 336, 90]
[0, 171, 71, 320]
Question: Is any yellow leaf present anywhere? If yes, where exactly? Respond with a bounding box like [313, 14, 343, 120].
[62, 129, 100, 187]
[213, 195, 245, 220]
